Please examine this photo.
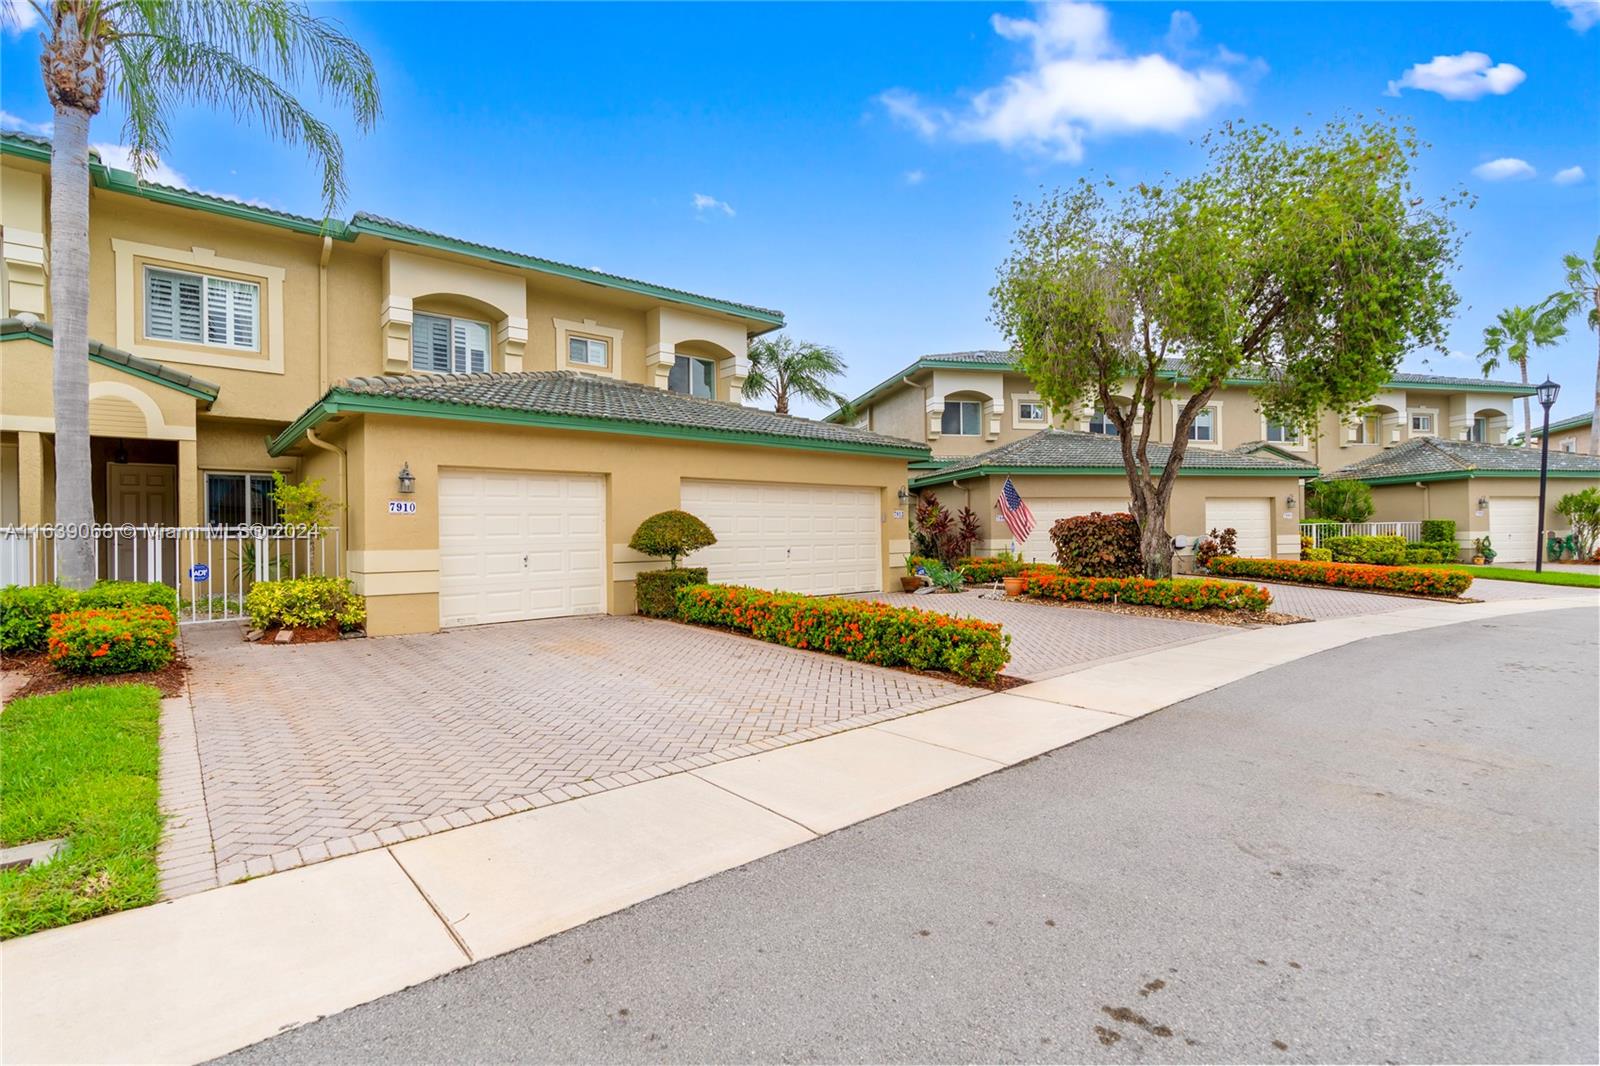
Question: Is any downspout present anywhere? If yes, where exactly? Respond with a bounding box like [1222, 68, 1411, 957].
[317, 236, 333, 396]
[304, 427, 347, 529]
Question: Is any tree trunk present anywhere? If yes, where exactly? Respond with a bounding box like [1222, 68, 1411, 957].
[774, 386, 789, 416]
[1127, 478, 1175, 578]
[50, 104, 97, 589]
[1520, 361, 1535, 448]
[1591, 294, 1600, 456]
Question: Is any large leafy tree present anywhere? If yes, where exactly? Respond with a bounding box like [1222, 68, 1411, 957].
[11, 0, 378, 587]
[743, 333, 848, 416]
[993, 118, 1463, 577]
[1478, 300, 1568, 446]
[1547, 236, 1599, 454]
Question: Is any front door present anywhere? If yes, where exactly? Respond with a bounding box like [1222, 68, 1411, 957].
[106, 463, 178, 582]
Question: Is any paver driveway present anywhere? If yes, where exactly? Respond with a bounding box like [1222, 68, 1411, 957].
[182, 616, 977, 887]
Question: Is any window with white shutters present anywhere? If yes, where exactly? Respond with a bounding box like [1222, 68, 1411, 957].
[144, 266, 258, 350]
[412, 312, 489, 374]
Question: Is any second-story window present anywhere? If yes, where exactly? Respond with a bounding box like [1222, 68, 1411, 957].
[1187, 407, 1217, 443]
[669, 355, 715, 399]
[941, 401, 982, 436]
[1265, 420, 1301, 445]
[1468, 417, 1489, 442]
[413, 313, 489, 374]
[1562, 439, 1576, 453]
[1018, 400, 1045, 422]
[145, 266, 259, 350]
[568, 335, 610, 368]
[1411, 413, 1435, 435]
[1088, 409, 1119, 436]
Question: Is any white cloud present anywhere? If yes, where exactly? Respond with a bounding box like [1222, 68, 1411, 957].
[90, 143, 190, 187]
[903, 169, 926, 185]
[1472, 157, 1536, 181]
[0, 109, 52, 135]
[691, 193, 734, 218]
[1385, 52, 1525, 100]
[1554, 0, 1600, 31]
[878, 2, 1245, 162]
[2, 0, 41, 34]
[1554, 165, 1587, 185]
[1164, 10, 1200, 54]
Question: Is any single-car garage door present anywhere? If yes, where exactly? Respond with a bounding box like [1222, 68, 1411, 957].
[438, 469, 606, 627]
[1488, 497, 1539, 562]
[1204, 498, 1272, 558]
[1013, 498, 1130, 564]
[681, 480, 880, 595]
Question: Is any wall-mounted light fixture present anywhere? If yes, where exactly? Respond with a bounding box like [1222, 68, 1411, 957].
[397, 462, 416, 494]
[897, 486, 910, 505]
[1284, 495, 1296, 510]
[1477, 496, 1488, 511]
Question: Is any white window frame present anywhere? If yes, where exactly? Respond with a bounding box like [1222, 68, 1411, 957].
[1087, 409, 1120, 436]
[412, 312, 490, 375]
[1263, 418, 1303, 447]
[1469, 416, 1489, 443]
[1561, 439, 1576, 453]
[1410, 411, 1436, 436]
[941, 400, 982, 436]
[668, 354, 716, 399]
[1017, 400, 1045, 422]
[1349, 415, 1378, 445]
[1186, 406, 1218, 444]
[567, 335, 610, 368]
[143, 265, 260, 351]
[203, 471, 280, 527]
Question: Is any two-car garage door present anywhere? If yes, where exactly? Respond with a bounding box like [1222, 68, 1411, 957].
[682, 480, 881, 596]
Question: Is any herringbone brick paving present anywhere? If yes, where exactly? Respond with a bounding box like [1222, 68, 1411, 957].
[184, 616, 979, 882]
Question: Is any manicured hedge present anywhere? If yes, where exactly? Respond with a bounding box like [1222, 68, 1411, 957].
[1323, 534, 1407, 566]
[47, 605, 177, 675]
[78, 581, 179, 612]
[674, 584, 1011, 685]
[1208, 557, 1473, 597]
[1023, 570, 1272, 612]
[1049, 511, 1141, 577]
[1420, 519, 1456, 544]
[1303, 547, 1333, 562]
[635, 567, 708, 618]
[1403, 546, 1444, 565]
[244, 576, 366, 632]
[1, 581, 176, 654]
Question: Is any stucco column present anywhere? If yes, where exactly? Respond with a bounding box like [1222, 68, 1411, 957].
[17, 431, 46, 524]
[176, 438, 200, 526]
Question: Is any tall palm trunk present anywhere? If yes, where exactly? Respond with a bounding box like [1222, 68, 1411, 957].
[49, 104, 97, 588]
[1518, 360, 1534, 448]
[1591, 292, 1600, 456]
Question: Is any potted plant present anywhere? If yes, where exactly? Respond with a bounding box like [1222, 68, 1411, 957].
[1002, 573, 1027, 597]
[1472, 535, 1495, 566]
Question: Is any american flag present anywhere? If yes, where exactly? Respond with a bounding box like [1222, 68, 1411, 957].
[997, 477, 1035, 544]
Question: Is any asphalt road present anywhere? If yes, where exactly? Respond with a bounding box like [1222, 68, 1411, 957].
[224, 606, 1599, 1064]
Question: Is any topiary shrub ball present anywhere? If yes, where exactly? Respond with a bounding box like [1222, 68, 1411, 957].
[629, 509, 717, 568]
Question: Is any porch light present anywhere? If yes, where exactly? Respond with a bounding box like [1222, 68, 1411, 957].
[1477, 496, 1488, 511]
[1285, 495, 1296, 510]
[897, 486, 910, 505]
[1536, 378, 1560, 410]
[397, 462, 416, 494]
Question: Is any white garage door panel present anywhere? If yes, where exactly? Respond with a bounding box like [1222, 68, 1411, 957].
[438, 470, 606, 627]
[683, 479, 881, 596]
[1012, 497, 1131, 564]
[1488, 497, 1539, 562]
[1204, 498, 1272, 558]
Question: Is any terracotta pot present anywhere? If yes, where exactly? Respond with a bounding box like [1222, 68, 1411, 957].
[900, 575, 923, 593]
[1471, 555, 1485, 565]
[1002, 575, 1026, 597]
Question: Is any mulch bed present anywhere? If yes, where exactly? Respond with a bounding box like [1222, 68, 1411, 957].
[1019, 597, 1310, 628]
[2, 649, 189, 700]
[253, 621, 343, 644]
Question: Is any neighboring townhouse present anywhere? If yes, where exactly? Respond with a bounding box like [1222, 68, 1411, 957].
[0, 132, 927, 634]
[832, 350, 1533, 561]
[1319, 438, 1600, 562]
[1521, 412, 1595, 455]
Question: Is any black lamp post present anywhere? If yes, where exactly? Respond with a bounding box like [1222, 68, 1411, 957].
[1534, 378, 1560, 573]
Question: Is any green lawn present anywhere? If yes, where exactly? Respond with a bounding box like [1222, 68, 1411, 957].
[1418, 564, 1600, 589]
[1, 684, 164, 939]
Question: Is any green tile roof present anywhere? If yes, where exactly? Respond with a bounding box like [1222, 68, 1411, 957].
[908, 429, 1317, 488]
[1322, 436, 1600, 484]
[270, 371, 931, 458]
[1527, 412, 1593, 437]
[0, 316, 220, 403]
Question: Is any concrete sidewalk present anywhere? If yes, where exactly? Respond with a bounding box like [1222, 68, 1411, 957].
[2, 594, 1592, 1064]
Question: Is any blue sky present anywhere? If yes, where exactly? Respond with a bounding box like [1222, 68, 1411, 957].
[2, 1, 1597, 422]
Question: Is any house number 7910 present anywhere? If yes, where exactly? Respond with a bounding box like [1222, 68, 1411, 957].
[387, 500, 418, 515]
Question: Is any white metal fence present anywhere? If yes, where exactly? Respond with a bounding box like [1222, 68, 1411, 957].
[0, 525, 341, 623]
[1299, 521, 1425, 547]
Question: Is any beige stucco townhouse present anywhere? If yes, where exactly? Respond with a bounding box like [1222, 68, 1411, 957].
[0, 131, 927, 634]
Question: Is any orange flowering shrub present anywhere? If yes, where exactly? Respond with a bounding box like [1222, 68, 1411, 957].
[1023, 570, 1273, 612]
[675, 584, 1011, 684]
[1208, 556, 1473, 597]
[47, 605, 177, 675]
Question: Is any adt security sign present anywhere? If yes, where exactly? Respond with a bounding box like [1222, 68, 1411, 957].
[190, 563, 211, 582]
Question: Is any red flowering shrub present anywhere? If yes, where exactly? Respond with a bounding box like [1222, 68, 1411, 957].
[1022, 570, 1272, 612]
[47, 605, 177, 675]
[675, 584, 1011, 684]
[1049, 512, 1141, 576]
[1208, 557, 1473, 597]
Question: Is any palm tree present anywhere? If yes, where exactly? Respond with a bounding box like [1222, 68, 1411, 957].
[1548, 236, 1599, 454]
[743, 334, 849, 416]
[9, 0, 378, 587]
[1479, 299, 1569, 447]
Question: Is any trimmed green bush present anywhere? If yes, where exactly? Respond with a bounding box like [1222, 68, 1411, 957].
[675, 584, 1011, 685]
[1023, 570, 1272, 612]
[1323, 534, 1407, 566]
[635, 567, 708, 618]
[1049, 511, 1141, 577]
[0, 584, 79, 653]
[628, 510, 716, 568]
[47, 605, 177, 675]
[78, 580, 178, 613]
[1403, 546, 1443, 565]
[1420, 519, 1456, 544]
[1209, 557, 1473, 597]
[1303, 547, 1333, 562]
[244, 576, 366, 632]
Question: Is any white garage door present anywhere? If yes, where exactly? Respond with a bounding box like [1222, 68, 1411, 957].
[1205, 498, 1272, 558]
[1488, 497, 1539, 562]
[1011, 498, 1130, 565]
[437, 470, 606, 627]
[681, 480, 880, 596]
